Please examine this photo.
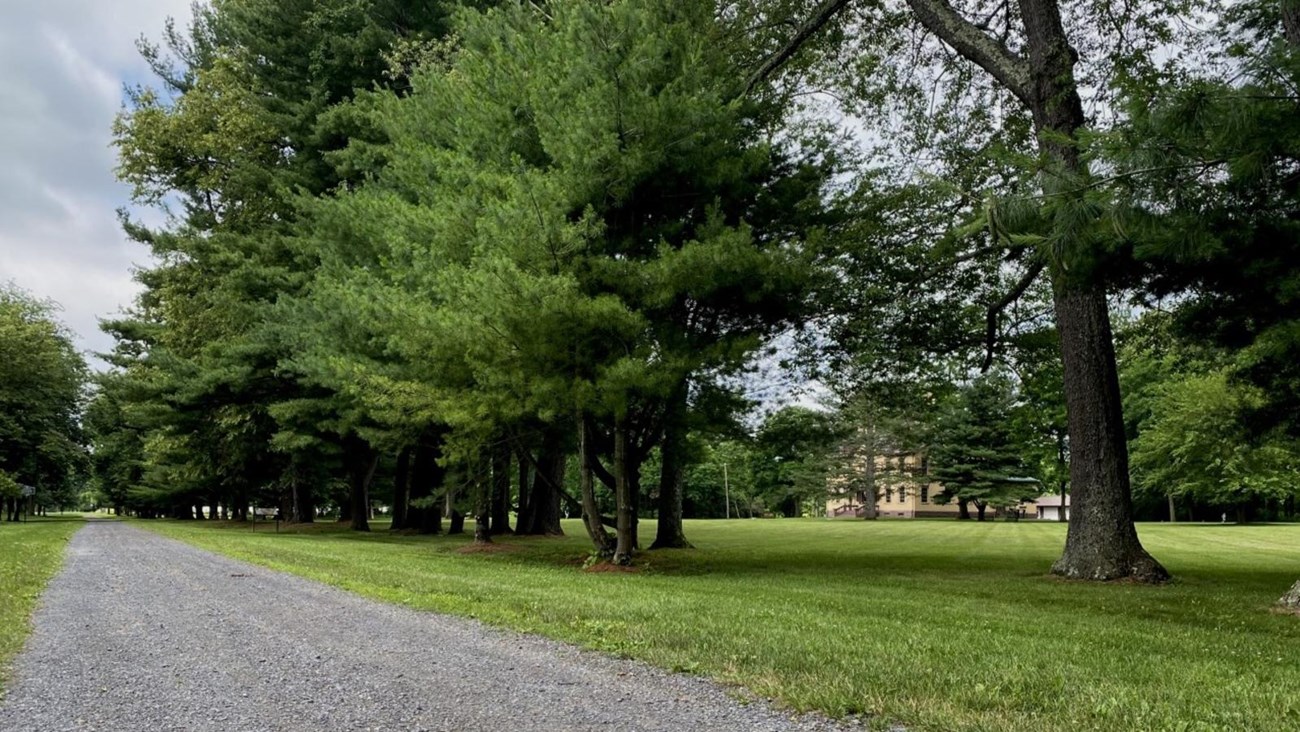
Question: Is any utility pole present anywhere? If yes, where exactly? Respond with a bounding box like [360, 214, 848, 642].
[723, 463, 730, 520]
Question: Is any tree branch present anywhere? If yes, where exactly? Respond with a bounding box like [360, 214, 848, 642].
[981, 259, 1045, 372]
[904, 0, 1031, 105]
[589, 451, 617, 491]
[744, 0, 854, 94]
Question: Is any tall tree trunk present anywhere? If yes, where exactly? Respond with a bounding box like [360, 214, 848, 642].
[652, 382, 692, 548]
[1049, 286, 1164, 580]
[345, 436, 377, 532]
[627, 459, 641, 549]
[957, 498, 970, 520]
[490, 442, 511, 535]
[650, 384, 691, 551]
[975, 501, 987, 522]
[291, 459, 315, 524]
[1021, 0, 1163, 581]
[409, 440, 444, 534]
[894, 0, 1166, 581]
[1167, 493, 1177, 523]
[474, 456, 492, 544]
[390, 447, 411, 530]
[445, 475, 463, 534]
[577, 414, 613, 556]
[858, 489, 878, 519]
[520, 432, 565, 536]
[612, 418, 635, 565]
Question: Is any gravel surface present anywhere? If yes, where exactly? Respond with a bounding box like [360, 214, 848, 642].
[0, 521, 866, 732]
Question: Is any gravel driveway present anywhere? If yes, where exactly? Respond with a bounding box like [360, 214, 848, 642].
[0, 521, 863, 732]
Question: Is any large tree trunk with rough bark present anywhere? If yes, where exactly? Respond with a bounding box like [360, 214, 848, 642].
[652, 382, 692, 548]
[889, 0, 1166, 580]
[1048, 281, 1165, 580]
[1016, 0, 1165, 581]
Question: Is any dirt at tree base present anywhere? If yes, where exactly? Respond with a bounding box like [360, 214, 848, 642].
[583, 561, 641, 574]
[455, 542, 521, 554]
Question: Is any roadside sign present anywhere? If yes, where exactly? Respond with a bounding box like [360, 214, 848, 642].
[19, 485, 34, 497]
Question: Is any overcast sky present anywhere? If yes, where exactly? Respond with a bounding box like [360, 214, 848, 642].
[0, 0, 193, 368]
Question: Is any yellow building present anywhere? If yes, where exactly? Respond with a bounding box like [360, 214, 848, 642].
[826, 452, 1037, 519]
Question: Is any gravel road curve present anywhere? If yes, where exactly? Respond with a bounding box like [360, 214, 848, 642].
[0, 521, 865, 732]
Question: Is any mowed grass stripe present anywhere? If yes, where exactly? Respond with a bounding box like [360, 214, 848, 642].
[141, 518, 1300, 732]
[0, 517, 83, 693]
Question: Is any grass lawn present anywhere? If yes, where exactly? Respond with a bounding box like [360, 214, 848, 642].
[140, 517, 1300, 732]
[0, 516, 82, 692]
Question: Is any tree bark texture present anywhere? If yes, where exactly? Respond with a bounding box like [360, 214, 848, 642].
[613, 418, 635, 565]
[578, 415, 613, 556]
[1049, 287, 1165, 580]
[652, 381, 692, 548]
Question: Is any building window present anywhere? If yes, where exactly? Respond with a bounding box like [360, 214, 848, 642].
[898, 487, 907, 501]
[921, 485, 929, 503]
[885, 489, 893, 503]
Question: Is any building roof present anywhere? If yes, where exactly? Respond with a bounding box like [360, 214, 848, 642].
[1034, 494, 1070, 507]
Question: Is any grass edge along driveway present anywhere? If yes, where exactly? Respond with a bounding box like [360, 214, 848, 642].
[0, 516, 83, 694]
[140, 518, 1300, 732]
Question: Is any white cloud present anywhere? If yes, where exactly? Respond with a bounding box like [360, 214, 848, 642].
[0, 0, 194, 369]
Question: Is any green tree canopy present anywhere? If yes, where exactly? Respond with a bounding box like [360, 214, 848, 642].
[0, 286, 88, 518]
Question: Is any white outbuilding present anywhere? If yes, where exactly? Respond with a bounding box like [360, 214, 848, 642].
[1035, 494, 1070, 521]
